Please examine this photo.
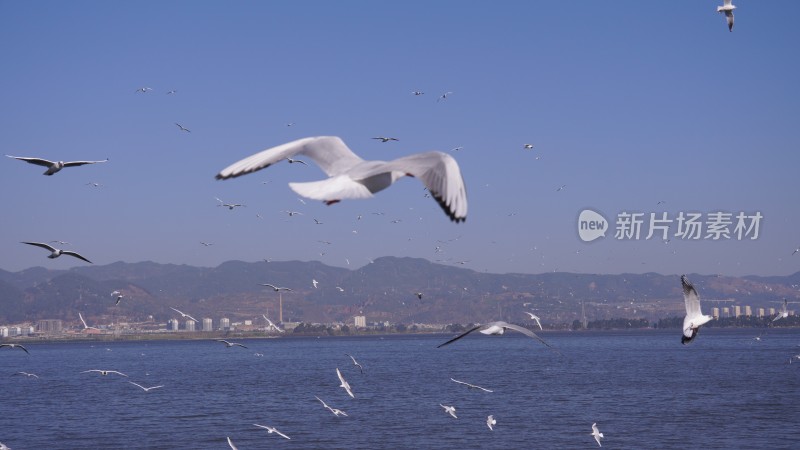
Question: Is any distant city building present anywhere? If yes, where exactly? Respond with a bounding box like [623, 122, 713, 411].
[244, 320, 252, 326]
[769, 308, 776, 316]
[722, 307, 730, 318]
[202, 318, 213, 332]
[744, 305, 752, 317]
[711, 307, 720, 319]
[354, 315, 366, 328]
[757, 308, 765, 318]
[733, 305, 741, 317]
[168, 319, 179, 331]
[220, 318, 230, 330]
[0, 327, 7, 338]
[37, 319, 63, 334]
[185, 319, 195, 331]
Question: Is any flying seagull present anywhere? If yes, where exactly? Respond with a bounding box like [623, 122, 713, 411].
[260, 283, 292, 292]
[6, 155, 108, 176]
[215, 197, 245, 210]
[216, 339, 248, 349]
[0, 343, 30, 354]
[681, 275, 714, 344]
[525, 312, 543, 330]
[315, 396, 348, 417]
[440, 404, 457, 418]
[372, 137, 399, 143]
[253, 424, 291, 440]
[487, 415, 496, 431]
[215, 136, 467, 223]
[134, 87, 152, 93]
[128, 381, 164, 392]
[226, 437, 238, 450]
[111, 290, 124, 305]
[0, 442, 10, 450]
[12, 371, 39, 378]
[312, 279, 319, 288]
[450, 377, 493, 393]
[345, 353, 364, 373]
[773, 299, 789, 322]
[169, 307, 199, 323]
[523, 144, 534, 150]
[436, 321, 556, 351]
[591, 423, 604, 447]
[437, 91, 453, 102]
[262, 315, 285, 333]
[175, 123, 191, 133]
[412, 90, 424, 96]
[717, 0, 736, 32]
[78, 312, 99, 331]
[81, 369, 128, 377]
[21, 242, 92, 263]
[336, 368, 354, 398]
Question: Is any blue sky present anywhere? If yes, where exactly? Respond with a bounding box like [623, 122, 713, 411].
[1, 1, 798, 276]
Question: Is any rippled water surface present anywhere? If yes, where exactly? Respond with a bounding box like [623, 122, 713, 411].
[2, 329, 799, 449]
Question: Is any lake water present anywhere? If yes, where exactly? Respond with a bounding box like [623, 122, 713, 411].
[2, 328, 799, 449]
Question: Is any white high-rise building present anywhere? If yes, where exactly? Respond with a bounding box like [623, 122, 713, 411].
[220, 317, 231, 330]
[169, 319, 179, 331]
[354, 315, 366, 328]
[712, 307, 720, 319]
[733, 305, 741, 317]
[185, 319, 195, 331]
[202, 318, 213, 332]
[744, 305, 752, 316]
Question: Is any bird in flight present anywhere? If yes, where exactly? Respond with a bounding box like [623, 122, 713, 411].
[312, 279, 319, 289]
[437, 91, 453, 102]
[215, 197, 245, 210]
[78, 312, 99, 331]
[81, 369, 128, 377]
[215, 136, 467, 223]
[450, 378, 493, 392]
[487, 415, 497, 430]
[128, 381, 164, 392]
[336, 368, 354, 398]
[226, 437, 237, 450]
[21, 242, 92, 264]
[253, 424, 291, 440]
[773, 299, 789, 322]
[525, 312, 543, 331]
[440, 404, 457, 418]
[111, 290, 124, 305]
[315, 396, 348, 417]
[262, 315, 285, 333]
[260, 283, 292, 292]
[437, 321, 556, 351]
[680, 275, 714, 344]
[717, 0, 736, 32]
[216, 339, 248, 349]
[523, 144, 534, 150]
[285, 157, 307, 165]
[0, 343, 30, 354]
[13, 371, 39, 378]
[412, 90, 424, 96]
[7, 155, 108, 176]
[591, 423, 604, 447]
[372, 137, 399, 143]
[175, 123, 191, 133]
[134, 87, 152, 93]
[345, 353, 364, 373]
[169, 307, 199, 323]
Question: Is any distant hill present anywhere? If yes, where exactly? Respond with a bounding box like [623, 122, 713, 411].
[1, 258, 798, 327]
